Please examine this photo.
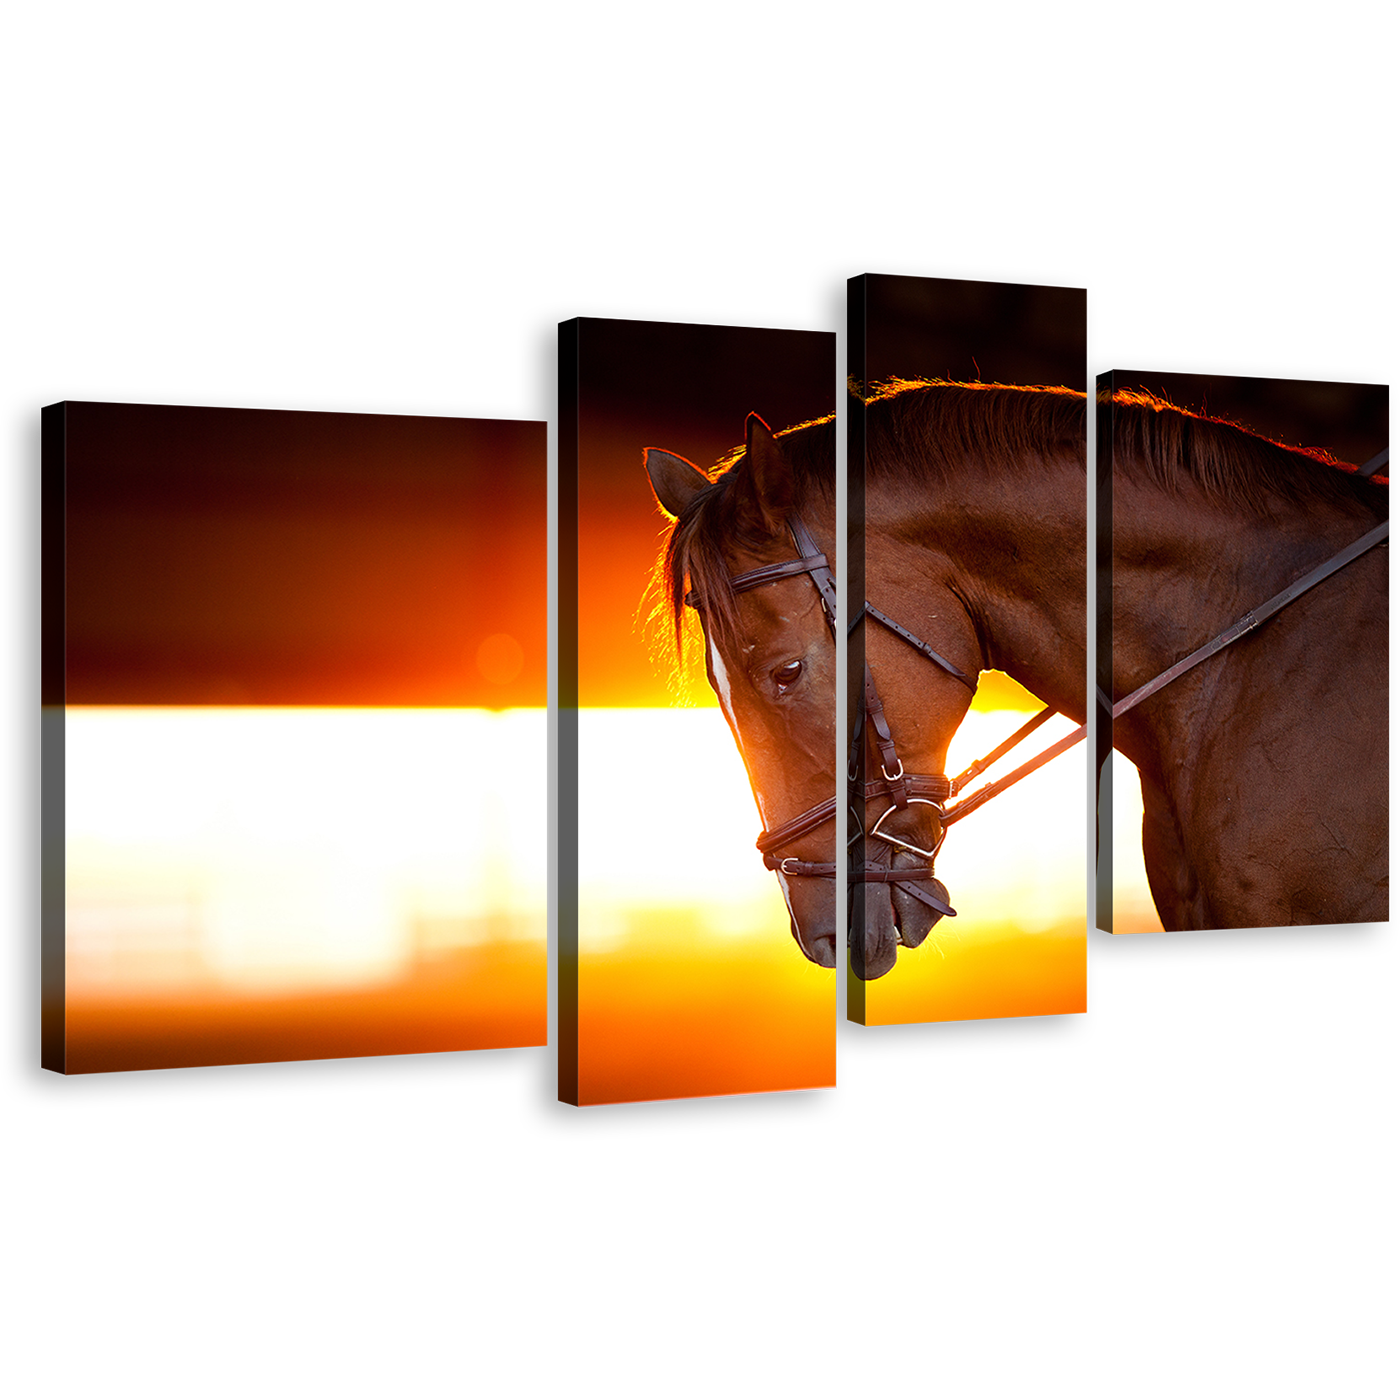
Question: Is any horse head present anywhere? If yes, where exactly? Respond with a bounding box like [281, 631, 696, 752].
[646, 413, 839, 968]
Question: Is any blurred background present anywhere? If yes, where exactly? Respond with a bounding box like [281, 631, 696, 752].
[53, 404, 547, 1070]
[1105, 372, 1388, 933]
[856, 275, 1088, 1023]
[573, 318, 836, 1103]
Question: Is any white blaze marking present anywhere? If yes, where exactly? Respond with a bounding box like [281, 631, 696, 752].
[707, 632, 737, 727]
[707, 631, 774, 828]
[706, 625, 813, 949]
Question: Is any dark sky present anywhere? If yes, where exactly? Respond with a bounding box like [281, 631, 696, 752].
[1103, 371, 1387, 471]
[571, 318, 836, 707]
[52, 402, 546, 706]
[857, 274, 1086, 390]
[565, 286, 1087, 711]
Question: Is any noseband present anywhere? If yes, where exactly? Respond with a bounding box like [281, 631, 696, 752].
[689, 514, 1087, 933]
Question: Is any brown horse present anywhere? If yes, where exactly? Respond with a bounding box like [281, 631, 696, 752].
[1102, 389, 1388, 930]
[647, 383, 1090, 980]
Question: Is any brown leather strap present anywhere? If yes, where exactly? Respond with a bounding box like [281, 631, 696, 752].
[787, 516, 838, 628]
[884, 878, 956, 918]
[757, 773, 954, 859]
[765, 856, 838, 876]
[771, 856, 959, 917]
[950, 706, 1058, 793]
[862, 603, 976, 690]
[942, 725, 1087, 825]
[862, 664, 909, 807]
[856, 774, 951, 803]
[756, 798, 838, 856]
[688, 517, 837, 621]
[728, 553, 831, 595]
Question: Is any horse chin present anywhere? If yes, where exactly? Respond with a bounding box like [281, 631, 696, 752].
[792, 921, 837, 969]
[786, 886, 838, 969]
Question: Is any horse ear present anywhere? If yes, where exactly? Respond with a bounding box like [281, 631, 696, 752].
[739, 413, 794, 534]
[644, 448, 710, 520]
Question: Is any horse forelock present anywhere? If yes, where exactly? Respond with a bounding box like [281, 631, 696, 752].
[1106, 389, 1389, 515]
[651, 415, 836, 678]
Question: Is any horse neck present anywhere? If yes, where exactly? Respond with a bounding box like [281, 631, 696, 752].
[1109, 469, 1384, 772]
[866, 449, 1088, 721]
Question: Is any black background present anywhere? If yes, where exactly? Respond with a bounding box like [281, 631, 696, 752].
[27, 260, 1383, 1136]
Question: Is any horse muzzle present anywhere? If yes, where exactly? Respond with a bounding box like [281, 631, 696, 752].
[850, 801, 957, 979]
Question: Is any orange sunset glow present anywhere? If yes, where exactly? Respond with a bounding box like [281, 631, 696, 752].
[564, 317, 837, 1105]
[575, 713, 834, 1102]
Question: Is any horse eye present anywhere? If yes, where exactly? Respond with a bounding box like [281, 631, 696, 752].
[772, 660, 804, 692]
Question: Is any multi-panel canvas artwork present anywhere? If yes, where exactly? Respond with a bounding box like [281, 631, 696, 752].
[40, 301, 1387, 1088]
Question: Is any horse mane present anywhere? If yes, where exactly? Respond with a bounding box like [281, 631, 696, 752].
[1106, 388, 1389, 515]
[861, 378, 1087, 481]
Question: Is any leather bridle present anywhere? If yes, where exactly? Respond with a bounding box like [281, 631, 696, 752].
[688, 514, 1088, 932]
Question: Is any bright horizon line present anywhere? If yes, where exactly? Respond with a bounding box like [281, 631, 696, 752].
[572, 694, 1045, 716]
[62, 703, 548, 711]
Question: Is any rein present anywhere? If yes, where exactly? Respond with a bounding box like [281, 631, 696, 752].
[1111, 517, 1389, 721]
